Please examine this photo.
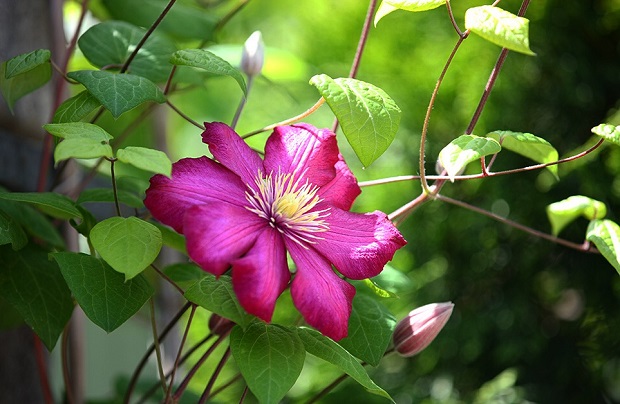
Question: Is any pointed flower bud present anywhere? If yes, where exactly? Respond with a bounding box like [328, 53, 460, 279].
[393, 302, 454, 357]
[240, 31, 265, 77]
[208, 313, 235, 336]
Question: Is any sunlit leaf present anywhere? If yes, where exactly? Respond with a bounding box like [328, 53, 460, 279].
[591, 123, 620, 145]
[0, 57, 51, 113]
[52, 91, 101, 123]
[184, 274, 251, 327]
[170, 49, 247, 95]
[78, 20, 177, 82]
[53, 252, 154, 332]
[488, 130, 559, 178]
[0, 191, 82, 220]
[359, 278, 398, 299]
[310, 74, 401, 167]
[67, 70, 166, 118]
[437, 135, 501, 181]
[547, 196, 607, 236]
[5, 49, 51, 79]
[339, 294, 396, 366]
[586, 219, 620, 275]
[230, 322, 305, 404]
[0, 210, 27, 250]
[0, 245, 73, 350]
[385, 0, 445, 12]
[90, 216, 162, 280]
[297, 327, 393, 401]
[374, 2, 399, 26]
[465, 6, 535, 56]
[116, 146, 172, 177]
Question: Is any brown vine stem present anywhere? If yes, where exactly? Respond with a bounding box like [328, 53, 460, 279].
[242, 98, 326, 138]
[198, 346, 232, 403]
[166, 100, 205, 130]
[435, 193, 598, 253]
[164, 304, 197, 403]
[332, 0, 377, 134]
[149, 298, 168, 395]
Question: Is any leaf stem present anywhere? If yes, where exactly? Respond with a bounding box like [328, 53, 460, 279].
[242, 98, 326, 138]
[166, 100, 205, 130]
[231, 76, 253, 130]
[150, 263, 185, 295]
[108, 158, 122, 217]
[164, 304, 198, 403]
[149, 298, 168, 396]
[198, 346, 232, 403]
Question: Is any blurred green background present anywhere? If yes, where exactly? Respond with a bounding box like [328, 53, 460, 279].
[61, 0, 620, 402]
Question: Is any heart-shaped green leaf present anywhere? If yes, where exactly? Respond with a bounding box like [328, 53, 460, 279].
[90, 216, 162, 280]
[170, 49, 247, 95]
[52, 90, 101, 123]
[45, 122, 114, 163]
[547, 196, 607, 236]
[0, 191, 82, 220]
[116, 146, 172, 177]
[586, 219, 620, 275]
[488, 131, 559, 178]
[465, 6, 535, 55]
[592, 123, 620, 145]
[437, 135, 501, 181]
[5, 49, 51, 79]
[310, 74, 401, 167]
[0, 210, 27, 250]
[0, 56, 51, 112]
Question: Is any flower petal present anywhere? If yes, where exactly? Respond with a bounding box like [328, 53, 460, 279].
[201, 122, 263, 184]
[314, 208, 406, 279]
[144, 157, 247, 233]
[318, 154, 361, 210]
[264, 124, 339, 186]
[287, 240, 356, 341]
[184, 203, 264, 276]
[232, 227, 290, 322]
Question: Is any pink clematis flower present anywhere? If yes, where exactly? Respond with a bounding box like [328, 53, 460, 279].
[145, 122, 406, 340]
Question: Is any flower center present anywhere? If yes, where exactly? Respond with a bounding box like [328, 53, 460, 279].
[245, 170, 330, 246]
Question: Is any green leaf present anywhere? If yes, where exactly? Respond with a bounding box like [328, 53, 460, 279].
[586, 220, 620, 275]
[0, 210, 27, 250]
[67, 70, 166, 118]
[116, 146, 172, 177]
[592, 123, 620, 145]
[52, 90, 101, 123]
[0, 201, 65, 248]
[70, 205, 98, 238]
[163, 263, 205, 290]
[52, 252, 154, 332]
[170, 49, 247, 95]
[437, 135, 501, 181]
[230, 322, 305, 404]
[385, 0, 445, 12]
[77, 188, 144, 209]
[488, 130, 559, 178]
[547, 196, 607, 236]
[0, 191, 82, 220]
[5, 49, 51, 79]
[338, 294, 396, 366]
[90, 217, 162, 280]
[297, 327, 393, 401]
[310, 74, 401, 167]
[184, 274, 251, 327]
[78, 21, 177, 83]
[465, 6, 535, 56]
[0, 58, 51, 113]
[153, 222, 186, 253]
[103, 0, 218, 41]
[45, 122, 114, 163]
[0, 245, 74, 350]
[360, 278, 398, 299]
[374, 2, 399, 26]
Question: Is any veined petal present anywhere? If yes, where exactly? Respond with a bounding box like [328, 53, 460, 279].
[318, 154, 361, 210]
[144, 157, 247, 233]
[232, 227, 290, 322]
[264, 124, 339, 186]
[314, 208, 406, 280]
[184, 203, 264, 276]
[287, 240, 356, 341]
[201, 122, 263, 184]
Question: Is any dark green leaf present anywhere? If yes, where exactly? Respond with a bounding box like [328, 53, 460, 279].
[0, 59, 51, 113]
[465, 6, 535, 56]
[437, 135, 501, 181]
[170, 49, 246, 95]
[297, 327, 393, 401]
[67, 70, 166, 118]
[52, 252, 154, 332]
[5, 49, 51, 79]
[586, 220, 620, 275]
[592, 123, 620, 145]
[310, 74, 401, 167]
[0, 245, 74, 350]
[488, 130, 559, 178]
[78, 21, 176, 83]
[546, 196, 607, 236]
[77, 188, 144, 209]
[163, 263, 205, 290]
[0, 191, 82, 220]
[103, 0, 218, 41]
[0, 210, 27, 250]
[230, 323, 305, 404]
[0, 201, 64, 248]
[90, 216, 162, 280]
[339, 294, 396, 366]
[184, 274, 251, 327]
[116, 146, 172, 177]
[52, 90, 101, 123]
[70, 205, 98, 238]
[153, 222, 186, 253]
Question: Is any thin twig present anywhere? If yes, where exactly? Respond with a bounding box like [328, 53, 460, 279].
[166, 100, 205, 130]
[198, 347, 232, 403]
[164, 304, 198, 403]
[149, 298, 168, 395]
[242, 98, 325, 138]
[150, 263, 185, 295]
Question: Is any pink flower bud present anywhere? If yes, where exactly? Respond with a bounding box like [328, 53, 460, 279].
[240, 31, 264, 77]
[208, 313, 235, 336]
[393, 302, 454, 357]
